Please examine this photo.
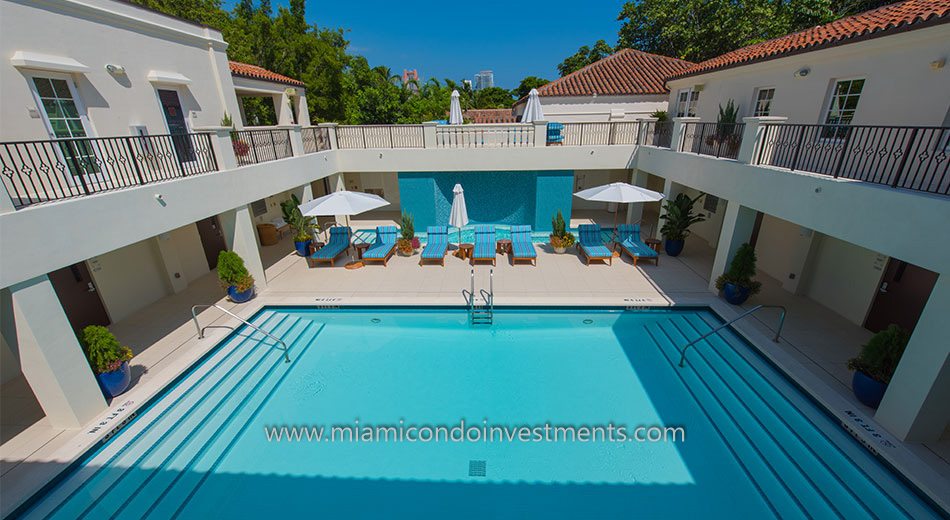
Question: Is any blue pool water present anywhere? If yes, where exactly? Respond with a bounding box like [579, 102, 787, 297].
[353, 225, 602, 245]
[21, 308, 940, 518]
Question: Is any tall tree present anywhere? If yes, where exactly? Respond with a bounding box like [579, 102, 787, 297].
[617, 0, 836, 62]
[557, 40, 614, 77]
[474, 87, 514, 109]
[513, 76, 550, 99]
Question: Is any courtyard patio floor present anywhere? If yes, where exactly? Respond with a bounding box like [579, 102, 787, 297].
[1, 210, 948, 515]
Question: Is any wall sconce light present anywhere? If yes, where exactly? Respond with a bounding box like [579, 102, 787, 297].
[794, 67, 810, 78]
[931, 58, 946, 70]
[693, 83, 705, 92]
[106, 64, 126, 75]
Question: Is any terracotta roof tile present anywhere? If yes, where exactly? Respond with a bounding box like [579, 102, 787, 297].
[228, 61, 305, 87]
[463, 109, 517, 124]
[672, 0, 950, 80]
[532, 49, 695, 99]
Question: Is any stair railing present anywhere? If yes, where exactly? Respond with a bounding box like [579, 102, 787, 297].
[192, 304, 291, 363]
[678, 305, 787, 367]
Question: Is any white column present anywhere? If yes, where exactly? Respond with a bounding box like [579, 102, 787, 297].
[320, 122, 339, 149]
[219, 205, 267, 289]
[653, 178, 676, 239]
[422, 121, 438, 149]
[286, 125, 304, 157]
[671, 116, 700, 152]
[533, 120, 548, 147]
[200, 127, 238, 170]
[274, 92, 294, 126]
[3, 276, 107, 428]
[626, 170, 650, 224]
[875, 275, 950, 442]
[153, 234, 188, 294]
[709, 201, 758, 292]
[0, 182, 15, 214]
[295, 92, 311, 126]
[637, 117, 657, 145]
[738, 116, 788, 164]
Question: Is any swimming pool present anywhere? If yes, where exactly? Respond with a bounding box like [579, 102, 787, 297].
[353, 225, 599, 244]
[20, 308, 941, 518]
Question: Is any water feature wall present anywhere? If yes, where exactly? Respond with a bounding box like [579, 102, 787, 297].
[397, 171, 574, 231]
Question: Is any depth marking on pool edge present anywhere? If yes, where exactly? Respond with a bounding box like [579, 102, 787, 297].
[468, 460, 487, 477]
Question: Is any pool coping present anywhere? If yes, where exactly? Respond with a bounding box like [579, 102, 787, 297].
[3, 297, 948, 518]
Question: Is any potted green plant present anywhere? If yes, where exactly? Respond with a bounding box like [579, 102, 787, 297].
[705, 100, 741, 154]
[715, 243, 762, 305]
[217, 250, 255, 303]
[281, 194, 319, 256]
[80, 325, 134, 398]
[549, 210, 575, 254]
[659, 193, 706, 256]
[397, 212, 415, 256]
[847, 325, 910, 408]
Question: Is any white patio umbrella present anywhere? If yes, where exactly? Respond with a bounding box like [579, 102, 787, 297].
[448, 90, 464, 125]
[573, 182, 665, 241]
[520, 88, 544, 123]
[298, 190, 390, 243]
[448, 183, 469, 246]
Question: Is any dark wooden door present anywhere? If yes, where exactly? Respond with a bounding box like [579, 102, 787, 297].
[195, 217, 228, 270]
[157, 89, 195, 162]
[864, 259, 938, 333]
[48, 263, 110, 331]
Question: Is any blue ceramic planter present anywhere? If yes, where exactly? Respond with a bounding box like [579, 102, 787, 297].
[294, 239, 312, 257]
[664, 239, 685, 257]
[97, 361, 131, 398]
[227, 285, 255, 303]
[723, 282, 752, 305]
[852, 370, 887, 408]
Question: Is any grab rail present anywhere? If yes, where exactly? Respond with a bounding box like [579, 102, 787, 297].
[678, 305, 786, 367]
[191, 304, 291, 363]
[469, 268, 475, 313]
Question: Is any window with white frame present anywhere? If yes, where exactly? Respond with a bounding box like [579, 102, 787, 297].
[752, 88, 775, 117]
[675, 88, 700, 117]
[822, 79, 864, 139]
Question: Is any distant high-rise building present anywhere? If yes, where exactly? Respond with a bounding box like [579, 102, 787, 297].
[402, 69, 420, 93]
[474, 70, 494, 90]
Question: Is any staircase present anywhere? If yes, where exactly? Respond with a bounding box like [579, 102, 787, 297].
[469, 268, 494, 325]
[643, 313, 934, 519]
[32, 310, 323, 519]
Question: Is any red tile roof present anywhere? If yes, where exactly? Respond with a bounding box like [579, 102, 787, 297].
[463, 109, 517, 124]
[672, 0, 950, 80]
[529, 49, 694, 100]
[228, 61, 305, 87]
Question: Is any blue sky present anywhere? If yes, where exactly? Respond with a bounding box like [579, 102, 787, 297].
[223, 0, 627, 89]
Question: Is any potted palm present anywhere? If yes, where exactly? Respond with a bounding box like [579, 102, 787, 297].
[705, 100, 742, 155]
[80, 325, 134, 398]
[715, 243, 762, 305]
[281, 195, 319, 256]
[217, 250, 255, 303]
[847, 325, 909, 408]
[659, 193, 706, 256]
[549, 210, 575, 254]
[397, 212, 415, 256]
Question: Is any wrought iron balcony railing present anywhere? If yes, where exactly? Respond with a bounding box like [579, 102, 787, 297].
[231, 128, 293, 165]
[641, 120, 673, 148]
[681, 122, 746, 160]
[0, 133, 217, 208]
[302, 126, 331, 154]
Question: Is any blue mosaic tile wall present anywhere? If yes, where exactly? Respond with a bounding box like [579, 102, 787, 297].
[397, 171, 574, 231]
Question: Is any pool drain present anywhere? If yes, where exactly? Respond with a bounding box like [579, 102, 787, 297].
[468, 460, 486, 477]
[583, 319, 594, 324]
[371, 318, 381, 323]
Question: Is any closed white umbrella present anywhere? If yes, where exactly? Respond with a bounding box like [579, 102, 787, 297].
[449, 90, 464, 125]
[448, 183, 469, 246]
[520, 88, 544, 123]
[574, 182, 665, 241]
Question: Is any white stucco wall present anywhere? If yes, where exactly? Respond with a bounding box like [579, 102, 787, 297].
[342, 172, 402, 209]
[0, 0, 242, 142]
[166, 224, 209, 284]
[87, 239, 170, 323]
[514, 94, 669, 122]
[572, 170, 629, 210]
[800, 234, 885, 325]
[666, 25, 950, 125]
[754, 214, 814, 286]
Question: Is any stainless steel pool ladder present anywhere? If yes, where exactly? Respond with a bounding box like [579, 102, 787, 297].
[678, 305, 787, 367]
[469, 268, 494, 325]
[191, 304, 291, 363]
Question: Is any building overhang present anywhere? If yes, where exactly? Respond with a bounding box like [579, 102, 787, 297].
[10, 51, 90, 74]
[146, 70, 192, 86]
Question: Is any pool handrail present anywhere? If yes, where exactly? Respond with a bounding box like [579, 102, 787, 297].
[191, 303, 291, 363]
[678, 304, 786, 367]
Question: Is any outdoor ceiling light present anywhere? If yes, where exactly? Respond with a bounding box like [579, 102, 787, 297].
[106, 63, 126, 75]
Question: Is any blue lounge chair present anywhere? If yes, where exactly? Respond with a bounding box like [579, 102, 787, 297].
[547, 122, 564, 145]
[618, 224, 659, 266]
[308, 226, 351, 267]
[362, 226, 398, 266]
[578, 224, 613, 265]
[510, 225, 537, 266]
[471, 225, 496, 266]
[420, 226, 448, 266]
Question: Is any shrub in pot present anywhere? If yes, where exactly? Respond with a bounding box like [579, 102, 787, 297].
[281, 194, 319, 256]
[217, 250, 255, 303]
[714, 243, 762, 305]
[80, 325, 133, 398]
[659, 193, 706, 256]
[549, 210, 575, 254]
[397, 212, 415, 256]
[847, 325, 909, 408]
